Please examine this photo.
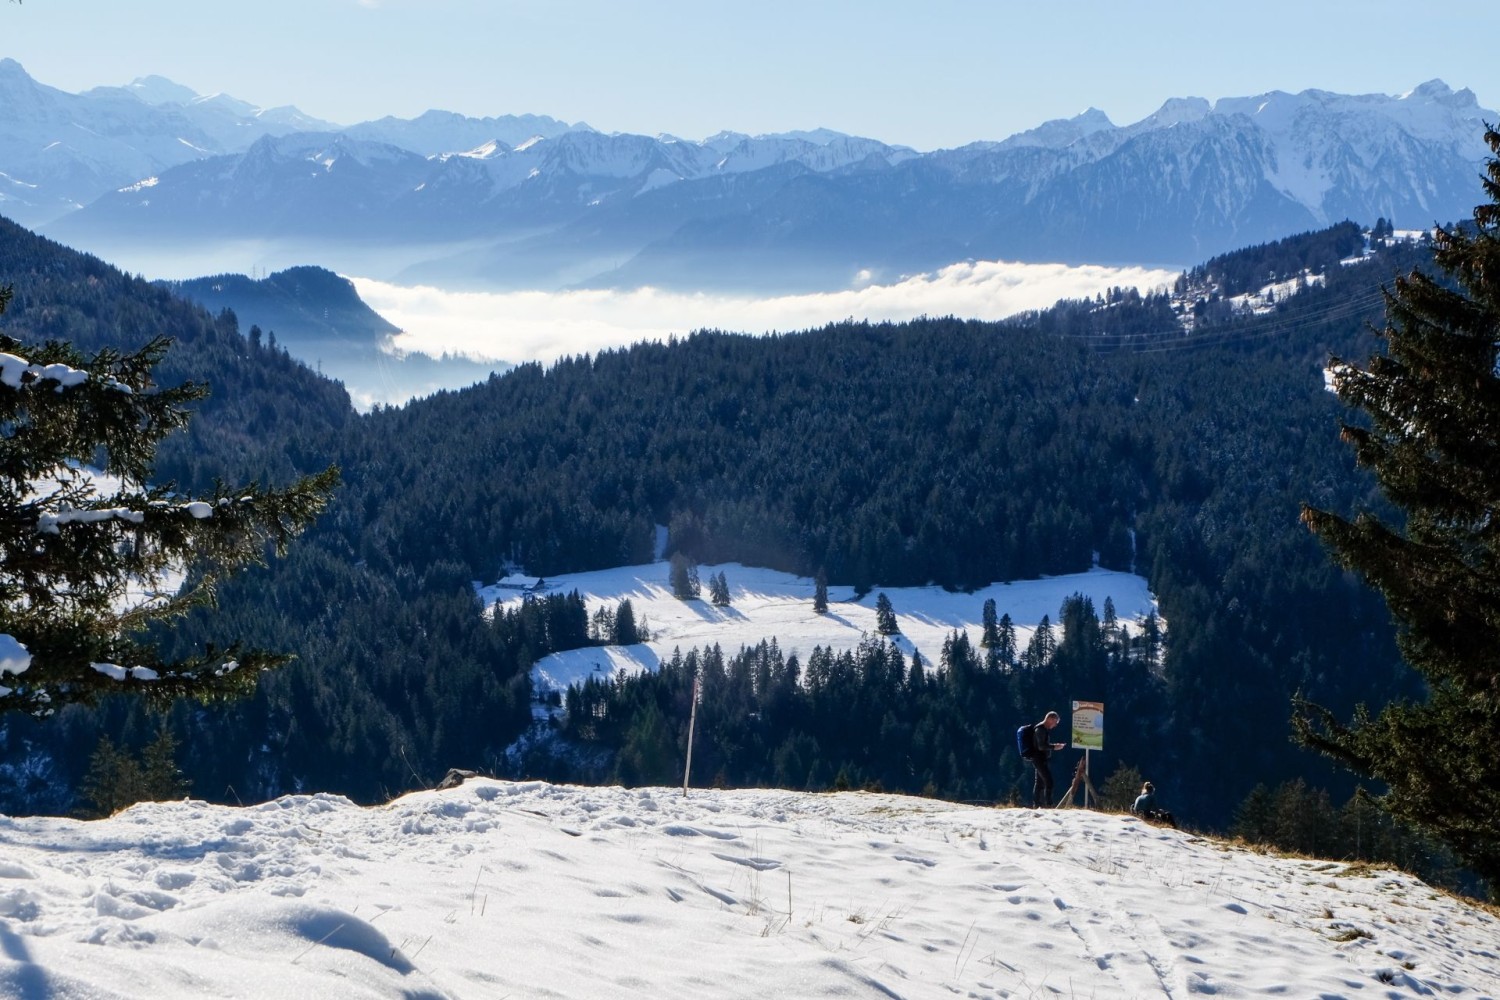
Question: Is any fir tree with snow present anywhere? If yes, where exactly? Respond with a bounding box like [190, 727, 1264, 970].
[0, 283, 338, 716]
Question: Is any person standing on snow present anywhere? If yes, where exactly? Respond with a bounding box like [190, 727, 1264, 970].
[1029, 710, 1066, 808]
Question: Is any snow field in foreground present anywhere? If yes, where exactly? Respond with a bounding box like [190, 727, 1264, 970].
[1, 780, 1496, 998]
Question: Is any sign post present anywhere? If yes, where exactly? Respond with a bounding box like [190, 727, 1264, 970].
[1070, 700, 1104, 808]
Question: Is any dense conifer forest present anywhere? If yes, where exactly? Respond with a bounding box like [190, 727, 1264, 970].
[0, 214, 1428, 845]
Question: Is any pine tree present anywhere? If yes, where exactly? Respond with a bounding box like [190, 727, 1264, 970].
[980, 598, 998, 648]
[78, 734, 144, 817]
[611, 599, 639, 645]
[0, 288, 339, 717]
[1297, 126, 1500, 888]
[708, 571, 730, 606]
[1140, 611, 1162, 672]
[1099, 763, 1144, 812]
[1231, 783, 1275, 844]
[669, 552, 700, 600]
[140, 723, 191, 801]
[875, 592, 899, 635]
[995, 613, 1017, 668]
[1023, 614, 1056, 669]
[589, 604, 615, 643]
[813, 567, 828, 614]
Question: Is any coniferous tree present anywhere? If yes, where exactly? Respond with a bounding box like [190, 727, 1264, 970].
[1099, 762, 1144, 812]
[1139, 611, 1163, 672]
[78, 735, 144, 817]
[0, 285, 339, 716]
[875, 592, 899, 635]
[995, 613, 1017, 669]
[589, 604, 615, 643]
[1023, 615, 1056, 669]
[813, 568, 829, 614]
[1297, 127, 1500, 888]
[980, 598, 999, 648]
[708, 571, 730, 607]
[611, 599, 639, 645]
[669, 552, 700, 600]
[1232, 783, 1275, 844]
[140, 724, 191, 801]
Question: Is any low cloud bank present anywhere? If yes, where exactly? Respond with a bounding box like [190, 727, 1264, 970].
[352, 258, 1179, 366]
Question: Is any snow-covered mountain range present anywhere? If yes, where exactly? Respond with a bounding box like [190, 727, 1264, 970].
[0, 59, 340, 225]
[2, 58, 1493, 292]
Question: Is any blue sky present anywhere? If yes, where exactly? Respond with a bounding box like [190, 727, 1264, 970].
[6, 0, 1499, 149]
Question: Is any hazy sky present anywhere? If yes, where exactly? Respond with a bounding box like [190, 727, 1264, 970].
[6, 1, 1499, 151]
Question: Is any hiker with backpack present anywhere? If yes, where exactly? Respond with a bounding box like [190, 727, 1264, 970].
[1017, 710, 1066, 808]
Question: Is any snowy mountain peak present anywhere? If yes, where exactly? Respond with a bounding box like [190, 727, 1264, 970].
[1135, 95, 1213, 129]
[1405, 78, 1478, 108]
[123, 74, 200, 106]
[998, 107, 1118, 150]
[0, 57, 47, 98]
[190, 91, 261, 118]
[340, 111, 586, 156]
[455, 138, 510, 160]
[777, 127, 852, 146]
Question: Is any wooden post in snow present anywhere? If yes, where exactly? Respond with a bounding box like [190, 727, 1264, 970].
[682, 674, 700, 797]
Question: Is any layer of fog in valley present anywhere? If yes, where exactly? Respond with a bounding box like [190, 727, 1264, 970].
[354, 257, 1179, 371]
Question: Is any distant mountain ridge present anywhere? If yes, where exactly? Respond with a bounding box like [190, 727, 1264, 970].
[166, 265, 400, 346]
[1, 58, 1493, 292]
[165, 265, 501, 409]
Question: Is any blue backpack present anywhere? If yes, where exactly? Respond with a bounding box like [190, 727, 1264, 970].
[1016, 722, 1037, 760]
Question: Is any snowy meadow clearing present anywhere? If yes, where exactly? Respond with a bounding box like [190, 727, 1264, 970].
[477, 563, 1160, 712]
[1, 779, 1496, 999]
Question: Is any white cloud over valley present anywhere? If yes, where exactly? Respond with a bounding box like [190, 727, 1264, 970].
[352, 258, 1179, 366]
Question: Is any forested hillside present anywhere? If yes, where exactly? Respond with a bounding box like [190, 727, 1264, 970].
[0, 214, 1425, 837]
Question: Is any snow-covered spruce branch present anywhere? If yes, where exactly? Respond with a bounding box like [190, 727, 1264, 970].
[0, 296, 339, 716]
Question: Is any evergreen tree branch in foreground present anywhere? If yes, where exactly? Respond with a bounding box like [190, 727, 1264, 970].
[0, 284, 339, 716]
[1297, 126, 1500, 890]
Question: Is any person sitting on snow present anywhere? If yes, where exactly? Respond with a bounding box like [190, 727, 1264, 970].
[1131, 781, 1177, 827]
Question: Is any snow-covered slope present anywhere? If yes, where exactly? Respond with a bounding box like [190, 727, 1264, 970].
[1, 780, 1495, 999]
[1208, 79, 1489, 224]
[478, 562, 1159, 710]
